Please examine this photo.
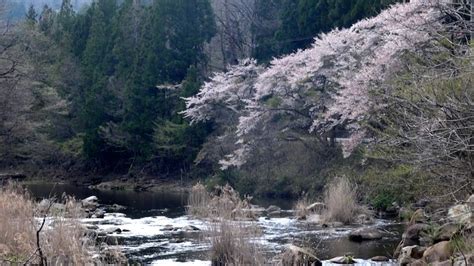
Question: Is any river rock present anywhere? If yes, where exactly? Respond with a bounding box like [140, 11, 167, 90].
[268, 210, 283, 218]
[355, 214, 374, 225]
[163, 224, 174, 231]
[182, 225, 200, 231]
[306, 202, 325, 214]
[103, 235, 119, 245]
[348, 227, 382, 242]
[329, 256, 357, 264]
[266, 205, 281, 213]
[448, 204, 472, 225]
[86, 224, 99, 230]
[370, 256, 389, 262]
[403, 223, 429, 246]
[423, 241, 452, 264]
[82, 196, 99, 211]
[281, 244, 321, 266]
[398, 245, 426, 265]
[106, 204, 127, 212]
[91, 209, 106, 219]
[105, 227, 122, 234]
[323, 221, 344, 228]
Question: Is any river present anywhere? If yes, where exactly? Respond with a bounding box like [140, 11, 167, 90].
[26, 183, 403, 265]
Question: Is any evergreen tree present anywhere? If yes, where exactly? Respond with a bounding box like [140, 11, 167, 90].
[39, 5, 55, 34]
[25, 4, 37, 25]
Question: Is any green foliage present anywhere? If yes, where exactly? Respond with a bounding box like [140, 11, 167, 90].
[370, 193, 397, 211]
[58, 135, 84, 157]
[25, 0, 216, 175]
[264, 96, 282, 108]
[256, 0, 401, 61]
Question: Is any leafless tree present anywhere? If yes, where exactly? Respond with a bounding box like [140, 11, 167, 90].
[371, 0, 474, 199]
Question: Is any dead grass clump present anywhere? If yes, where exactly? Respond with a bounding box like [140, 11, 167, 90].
[322, 177, 363, 224]
[209, 219, 264, 265]
[294, 193, 311, 219]
[0, 183, 125, 264]
[187, 183, 265, 265]
[188, 183, 254, 220]
[187, 182, 211, 217]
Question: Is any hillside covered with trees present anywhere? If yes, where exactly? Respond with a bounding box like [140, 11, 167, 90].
[0, 0, 471, 204]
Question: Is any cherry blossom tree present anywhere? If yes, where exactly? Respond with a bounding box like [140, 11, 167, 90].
[184, 0, 457, 168]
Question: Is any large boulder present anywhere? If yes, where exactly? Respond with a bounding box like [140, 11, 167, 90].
[329, 256, 357, 264]
[82, 196, 99, 211]
[398, 245, 426, 265]
[422, 241, 453, 264]
[280, 245, 321, 266]
[266, 205, 281, 213]
[403, 223, 429, 246]
[448, 204, 472, 225]
[348, 227, 383, 242]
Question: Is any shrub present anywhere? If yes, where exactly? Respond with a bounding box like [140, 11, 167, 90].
[322, 177, 363, 224]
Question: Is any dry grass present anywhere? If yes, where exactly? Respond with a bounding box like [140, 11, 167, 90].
[187, 183, 265, 265]
[294, 193, 311, 219]
[0, 183, 125, 264]
[186, 182, 211, 217]
[322, 177, 363, 224]
[209, 219, 264, 265]
[187, 183, 254, 220]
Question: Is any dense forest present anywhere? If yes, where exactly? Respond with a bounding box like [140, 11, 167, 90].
[0, 0, 472, 205]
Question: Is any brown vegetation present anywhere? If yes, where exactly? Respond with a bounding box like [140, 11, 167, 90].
[187, 183, 255, 220]
[322, 177, 366, 224]
[188, 183, 264, 265]
[0, 183, 124, 264]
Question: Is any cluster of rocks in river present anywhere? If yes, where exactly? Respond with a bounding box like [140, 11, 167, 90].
[394, 194, 474, 265]
[283, 195, 474, 265]
[80, 196, 127, 218]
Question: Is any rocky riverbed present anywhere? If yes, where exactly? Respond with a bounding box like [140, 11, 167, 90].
[25, 183, 473, 265]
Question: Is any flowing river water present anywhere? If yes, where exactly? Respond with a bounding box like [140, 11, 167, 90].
[26, 183, 404, 265]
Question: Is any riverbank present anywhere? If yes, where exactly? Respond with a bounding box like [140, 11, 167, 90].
[15, 175, 193, 194]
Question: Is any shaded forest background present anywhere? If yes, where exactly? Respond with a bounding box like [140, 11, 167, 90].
[2, 0, 439, 204]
